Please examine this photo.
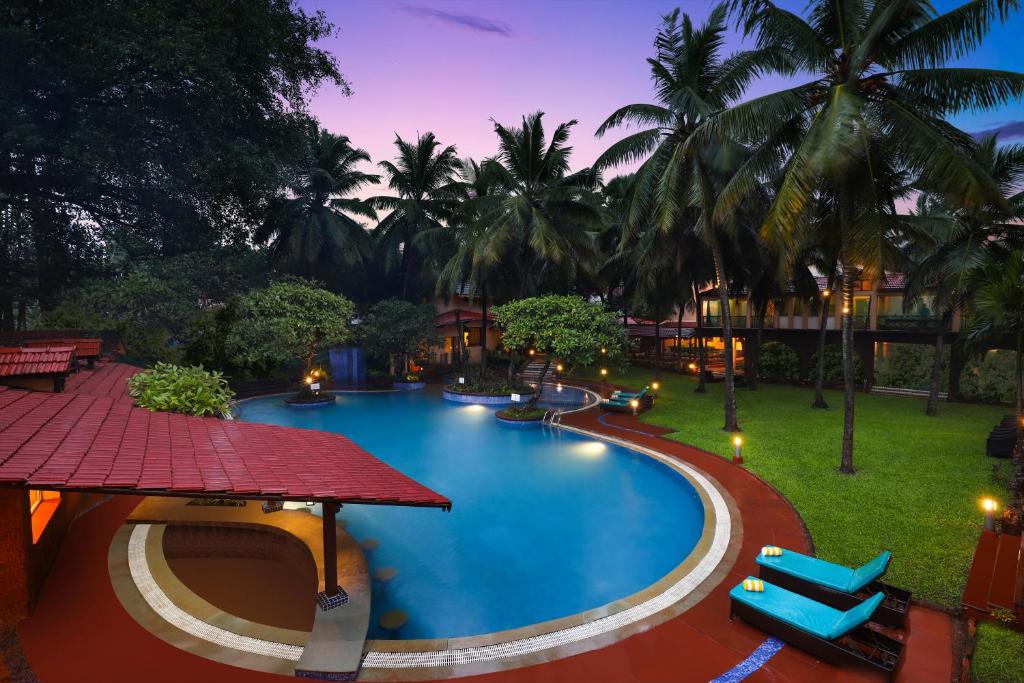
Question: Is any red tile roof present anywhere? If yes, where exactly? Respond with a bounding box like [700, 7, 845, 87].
[26, 338, 102, 358]
[0, 387, 450, 508]
[0, 347, 75, 378]
[65, 361, 139, 401]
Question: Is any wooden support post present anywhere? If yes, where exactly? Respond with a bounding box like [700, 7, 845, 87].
[322, 501, 339, 596]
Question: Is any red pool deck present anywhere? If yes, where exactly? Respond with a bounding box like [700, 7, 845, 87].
[12, 403, 955, 682]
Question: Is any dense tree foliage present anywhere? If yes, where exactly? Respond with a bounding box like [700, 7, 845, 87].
[226, 279, 355, 373]
[0, 0, 344, 316]
[358, 299, 440, 376]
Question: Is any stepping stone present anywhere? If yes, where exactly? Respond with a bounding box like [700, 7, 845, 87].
[360, 538, 379, 551]
[373, 567, 398, 582]
[379, 610, 407, 632]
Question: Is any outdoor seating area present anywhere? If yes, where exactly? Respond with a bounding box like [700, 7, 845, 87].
[2, 0, 1023, 682]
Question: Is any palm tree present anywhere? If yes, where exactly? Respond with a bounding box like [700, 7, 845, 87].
[904, 135, 1024, 415]
[595, 5, 783, 432]
[432, 158, 510, 382]
[479, 112, 602, 299]
[712, 0, 1024, 471]
[371, 132, 464, 300]
[256, 122, 378, 277]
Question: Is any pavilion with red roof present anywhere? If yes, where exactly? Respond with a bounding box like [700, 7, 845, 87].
[0, 379, 450, 603]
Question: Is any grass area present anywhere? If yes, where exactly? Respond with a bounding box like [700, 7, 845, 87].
[594, 368, 1008, 608]
[971, 622, 1024, 683]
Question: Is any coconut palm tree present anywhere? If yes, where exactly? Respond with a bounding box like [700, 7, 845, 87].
[904, 136, 1024, 415]
[595, 4, 784, 432]
[431, 157, 510, 381]
[712, 0, 1024, 471]
[479, 112, 602, 298]
[256, 122, 378, 277]
[371, 132, 464, 300]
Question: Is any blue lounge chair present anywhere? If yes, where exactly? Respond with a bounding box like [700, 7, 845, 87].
[729, 578, 902, 677]
[601, 387, 650, 412]
[757, 550, 910, 628]
[611, 386, 648, 399]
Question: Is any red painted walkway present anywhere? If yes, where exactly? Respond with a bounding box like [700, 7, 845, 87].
[14, 404, 955, 682]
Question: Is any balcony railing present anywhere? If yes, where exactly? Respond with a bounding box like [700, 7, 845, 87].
[702, 315, 750, 328]
[877, 315, 945, 332]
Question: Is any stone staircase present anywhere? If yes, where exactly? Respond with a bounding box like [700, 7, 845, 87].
[520, 359, 550, 386]
[962, 530, 1024, 622]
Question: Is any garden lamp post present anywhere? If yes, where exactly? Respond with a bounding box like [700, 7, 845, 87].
[630, 399, 639, 416]
[983, 498, 998, 532]
[732, 435, 743, 465]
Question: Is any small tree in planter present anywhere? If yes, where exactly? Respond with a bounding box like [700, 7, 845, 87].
[358, 299, 439, 380]
[494, 295, 629, 408]
[226, 279, 355, 400]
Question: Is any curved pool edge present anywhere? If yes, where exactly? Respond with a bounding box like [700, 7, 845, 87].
[358, 415, 738, 676]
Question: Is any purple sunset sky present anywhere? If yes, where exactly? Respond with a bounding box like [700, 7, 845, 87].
[301, 0, 1024, 193]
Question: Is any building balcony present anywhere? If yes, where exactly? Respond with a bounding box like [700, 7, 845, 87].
[877, 315, 945, 332]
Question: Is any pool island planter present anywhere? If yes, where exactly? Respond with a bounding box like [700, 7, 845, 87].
[392, 381, 426, 391]
[441, 387, 536, 406]
[283, 394, 337, 408]
[495, 409, 545, 428]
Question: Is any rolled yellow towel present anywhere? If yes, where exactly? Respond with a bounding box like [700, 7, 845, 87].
[743, 578, 765, 592]
[760, 545, 783, 557]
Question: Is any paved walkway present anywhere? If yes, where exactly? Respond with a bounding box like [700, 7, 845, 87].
[13, 398, 955, 682]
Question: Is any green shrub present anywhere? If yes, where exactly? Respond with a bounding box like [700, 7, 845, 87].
[961, 350, 1016, 405]
[129, 363, 235, 416]
[971, 622, 1024, 683]
[809, 344, 865, 385]
[758, 342, 799, 381]
[874, 343, 947, 391]
[497, 406, 547, 420]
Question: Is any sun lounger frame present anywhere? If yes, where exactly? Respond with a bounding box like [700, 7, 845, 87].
[758, 564, 911, 629]
[729, 598, 903, 678]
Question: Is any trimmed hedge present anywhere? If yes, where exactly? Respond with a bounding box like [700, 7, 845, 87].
[809, 344, 865, 385]
[758, 341, 799, 381]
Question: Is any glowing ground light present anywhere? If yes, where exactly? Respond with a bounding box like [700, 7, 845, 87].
[304, 376, 314, 384]
[600, 368, 608, 377]
[732, 435, 743, 464]
[982, 497, 998, 531]
[688, 363, 697, 371]
[651, 381, 660, 391]
[982, 498, 998, 512]
[557, 364, 564, 372]
[575, 441, 606, 457]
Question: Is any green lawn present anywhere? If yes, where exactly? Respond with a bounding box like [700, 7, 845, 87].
[598, 368, 1008, 608]
[971, 622, 1024, 683]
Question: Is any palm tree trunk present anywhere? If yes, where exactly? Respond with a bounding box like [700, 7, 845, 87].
[654, 314, 662, 378]
[693, 283, 707, 394]
[711, 236, 739, 432]
[812, 275, 834, 409]
[839, 262, 856, 474]
[1017, 330, 1023, 421]
[749, 303, 765, 391]
[925, 316, 948, 417]
[479, 283, 489, 384]
[455, 310, 465, 372]
[676, 303, 684, 371]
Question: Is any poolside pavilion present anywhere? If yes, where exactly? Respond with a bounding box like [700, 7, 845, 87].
[0, 381, 449, 679]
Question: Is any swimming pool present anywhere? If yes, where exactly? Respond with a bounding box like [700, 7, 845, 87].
[236, 389, 706, 640]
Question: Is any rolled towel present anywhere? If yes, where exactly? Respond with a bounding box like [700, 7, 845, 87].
[760, 545, 783, 557]
[743, 578, 765, 592]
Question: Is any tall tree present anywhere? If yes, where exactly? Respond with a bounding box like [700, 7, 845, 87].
[903, 135, 1024, 415]
[371, 133, 464, 300]
[480, 112, 602, 297]
[256, 122, 378, 278]
[595, 5, 783, 432]
[714, 0, 1024, 470]
[1, 0, 345, 309]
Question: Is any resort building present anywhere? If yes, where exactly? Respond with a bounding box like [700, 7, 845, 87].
[430, 284, 503, 366]
[629, 273, 964, 390]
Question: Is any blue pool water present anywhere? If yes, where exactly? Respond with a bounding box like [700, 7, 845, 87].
[236, 389, 705, 639]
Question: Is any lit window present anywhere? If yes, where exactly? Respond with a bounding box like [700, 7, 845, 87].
[29, 489, 61, 543]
